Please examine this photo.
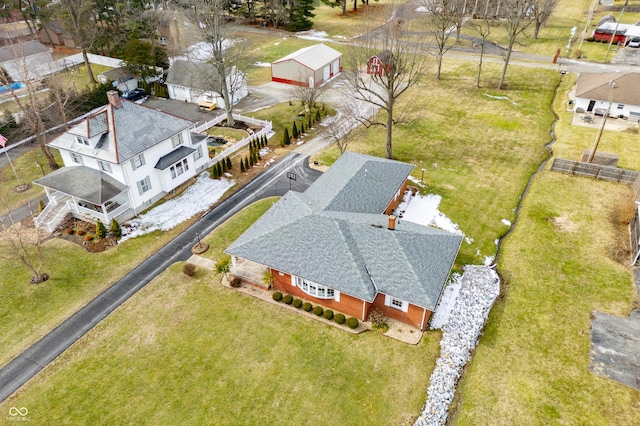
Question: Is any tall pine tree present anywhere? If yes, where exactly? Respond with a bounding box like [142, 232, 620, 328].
[288, 0, 315, 31]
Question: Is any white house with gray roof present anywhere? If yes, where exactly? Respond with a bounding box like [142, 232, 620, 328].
[165, 60, 248, 108]
[226, 152, 462, 330]
[34, 91, 209, 231]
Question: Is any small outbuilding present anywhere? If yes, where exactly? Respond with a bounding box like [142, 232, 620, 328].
[271, 43, 342, 88]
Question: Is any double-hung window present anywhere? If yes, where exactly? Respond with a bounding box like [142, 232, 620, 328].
[98, 160, 111, 173]
[170, 159, 189, 179]
[71, 152, 83, 164]
[171, 133, 183, 148]
[131, 153, 145, 170]
[137, 176, 151, 195]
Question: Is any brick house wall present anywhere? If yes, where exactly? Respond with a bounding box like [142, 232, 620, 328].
[369, 293, 431, 330]
[272, 269, 367, 320]
[383, 179, 408, 215]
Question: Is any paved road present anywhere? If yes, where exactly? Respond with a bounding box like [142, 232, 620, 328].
[0, 152, 321, 403]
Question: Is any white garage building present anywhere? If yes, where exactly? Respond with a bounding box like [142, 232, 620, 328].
[165, 60, 248, 108]
[271, 44, 342, 88]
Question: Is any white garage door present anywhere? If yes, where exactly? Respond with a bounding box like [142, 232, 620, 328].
[333, 59, 340, 76]
[172, 85, 190, 101]
[323, 65, 330, 82]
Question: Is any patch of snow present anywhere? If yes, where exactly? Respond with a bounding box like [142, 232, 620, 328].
[416, 6, 429, 12]
[296, 140, 304, 145]
[274, 41, 281, 46]
[333, 35, 346, 39]
[170, 39, 238, 64]
[416, 266, 500, 426]
[501, 218, 511, 226]
[483, 94, 509, 101]
[400, 192, 463, 235]
[254, 62, 271, 67]
[296, 30, 330, 42]
[120, 174, 233, 242]
[465, 237, 474, 244]
[224, 172, 233, 178]
[407, 176, 425, 187]
[430, 277, 461, 329]
[483, 256, 495, 266]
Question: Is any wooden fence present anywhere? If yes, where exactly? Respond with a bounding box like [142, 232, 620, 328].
[550, 158, 640, 184]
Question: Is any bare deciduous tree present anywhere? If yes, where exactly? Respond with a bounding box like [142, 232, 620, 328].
[421, 0, 466, 80]
[469, 7, 496, 87]
[344, 8, 428, 159]
[56, 0, 100, 85]
[530, 0, 559, 39]
[290, 74, 328, 114]
[498, 0, 535, 89]
[0, 43, 59, 170]
[185, 0, 250, 126]
[0, 198, 49, 284]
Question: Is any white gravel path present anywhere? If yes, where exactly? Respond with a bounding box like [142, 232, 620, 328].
[415, 265, 501, 426]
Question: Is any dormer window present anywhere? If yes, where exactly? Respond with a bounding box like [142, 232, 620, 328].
[76, 136, 89, 146]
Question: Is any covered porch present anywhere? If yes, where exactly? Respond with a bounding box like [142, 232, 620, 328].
[230, 256, 270, 289]
[33, 166, 132, 232]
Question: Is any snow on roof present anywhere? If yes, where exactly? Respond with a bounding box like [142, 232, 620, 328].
[272, 43, 342, 71]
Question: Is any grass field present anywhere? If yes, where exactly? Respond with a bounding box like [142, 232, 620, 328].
[0, 211, 200, 368]
[313, 60, 560, 266]
[0, 199, 441, 425]
[0, 148, 62, 214]
[451, 171, 640, 424]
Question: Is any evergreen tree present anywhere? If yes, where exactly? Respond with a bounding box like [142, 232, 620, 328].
[217, 161, 223, 176]
[288, 0, 315, 31]
[316, 110, 321, 123]
[292, 121, 299, 138]
[240, 159, 246, 172]
[110, 218, 122, 239]
[244, 157, 249, 170]
[222, 159, 227, 172]
[282, 128, 290, 145]
[301, 122, 305, 134]
[96, 220, 107, 239]
[226, 156, 232, 170]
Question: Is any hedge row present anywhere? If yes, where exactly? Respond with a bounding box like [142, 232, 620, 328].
[271, 292, 359, 329]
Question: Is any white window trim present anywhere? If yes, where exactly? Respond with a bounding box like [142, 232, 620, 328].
[137, 176, 151, 195]
[171, 133, 183, 148]
[294, 276, 337, 300]
[169, 158, 189, 179]
[98, 160, 111, 173]
[193, 145, 203, 161]
[71, 152, 83, 164]
[384, 294, 408, 313]
[131, 153, 145, 170]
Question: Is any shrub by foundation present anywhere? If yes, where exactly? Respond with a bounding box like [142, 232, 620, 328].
[84, 234, 93, 241]
[323, 309, 334, 320]
[302, 302, 312, 312]
[230, 277, 242, 288]
[283, 294, 293, 304]
[272, 291, 283, 301]
[293, 299, 302, 308]
[76, 229, 85, 236]
[334, 313, 345, 324]
[313, 306, 324, 316]
[183, 263, 196, 277]
[346, 317, 359, 329]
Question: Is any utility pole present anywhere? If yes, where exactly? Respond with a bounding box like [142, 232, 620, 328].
[579, 0, 598, 51]
[587, 103, 611, 163]
[605, 8, 625, 63]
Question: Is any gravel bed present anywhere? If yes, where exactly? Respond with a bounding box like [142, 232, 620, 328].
[415, 265, 501, 426]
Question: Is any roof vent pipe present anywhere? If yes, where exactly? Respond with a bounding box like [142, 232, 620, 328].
[388, 215, 396, 230]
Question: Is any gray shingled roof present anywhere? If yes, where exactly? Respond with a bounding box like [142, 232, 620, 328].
[154, 145, 195, 170]
[0, 40, 50, 62]
[273, 44, 342, 71]
[576, 72, 640, 106]
[304, 151, 414, 213]
[226, 152, 462, 310]
[34, 166, 127, 204]
[165, 60, 223, 91]
[48, 98, 194, 164]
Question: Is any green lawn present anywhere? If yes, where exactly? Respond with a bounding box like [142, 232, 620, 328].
[0, 199, 441, 425]
[0, 147, 62, 214]
[314, 60, 560, 266]
[451, 171, 639, 425]
[0, 208, 201, 368]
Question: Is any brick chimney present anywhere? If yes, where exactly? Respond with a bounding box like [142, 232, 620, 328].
[106, 90, 121, 109]
[388, 215, 396, 230]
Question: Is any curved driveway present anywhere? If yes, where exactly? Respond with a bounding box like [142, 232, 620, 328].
[0, 152, 321, 403]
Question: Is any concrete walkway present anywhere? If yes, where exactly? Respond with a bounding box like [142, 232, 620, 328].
[589, 268, 640, 390]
